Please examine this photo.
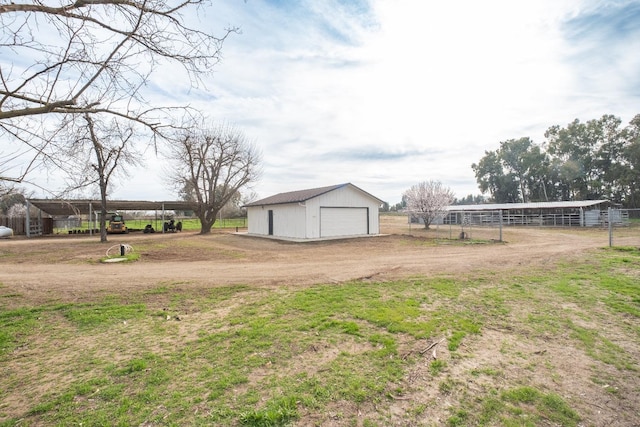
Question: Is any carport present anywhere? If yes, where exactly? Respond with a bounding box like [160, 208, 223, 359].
[439, 200, 614, 227]
[26, 199, 194, 237]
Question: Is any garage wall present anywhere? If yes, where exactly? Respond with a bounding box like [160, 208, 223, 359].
[247, 203, 306, 238]
[246, 206, 265, 235]
[305, 185, 380, 238]
[271, 203, 306, 238]
[247, 184, 381, 240]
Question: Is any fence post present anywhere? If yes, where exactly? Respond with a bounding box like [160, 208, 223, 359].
[608, 207, 613, 247]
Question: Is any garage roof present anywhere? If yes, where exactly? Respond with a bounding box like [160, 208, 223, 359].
[244, 183, 384, 207]
[27, 199, 195, 216]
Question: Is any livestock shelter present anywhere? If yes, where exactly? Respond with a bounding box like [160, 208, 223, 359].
[24, 199, 194, 237]
[244, 183, 383, 240]
[437, 200, 617, 227]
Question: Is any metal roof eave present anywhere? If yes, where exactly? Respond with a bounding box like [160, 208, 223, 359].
[27, 199, 196, 216]
[444, 200, 611, 212]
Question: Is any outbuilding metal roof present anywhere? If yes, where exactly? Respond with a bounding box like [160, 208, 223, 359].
[244, 183, 384, 207]
[445, 200, 610, 212]
[27, 199, 195, 216]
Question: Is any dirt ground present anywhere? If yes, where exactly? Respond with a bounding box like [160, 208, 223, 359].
[1, 216, 639, 426]
[1, 216, 631, 303]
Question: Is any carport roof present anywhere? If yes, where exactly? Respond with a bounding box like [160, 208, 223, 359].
[445, 200, 610, 211]
[27, 199, 195, 216]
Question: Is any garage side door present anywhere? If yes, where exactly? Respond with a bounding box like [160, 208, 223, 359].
[320, 207, 368, 237]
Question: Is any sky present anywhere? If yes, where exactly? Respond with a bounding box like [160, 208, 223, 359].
[6, 0, 640, 205]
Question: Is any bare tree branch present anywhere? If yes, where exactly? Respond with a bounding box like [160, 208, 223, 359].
[1, 0, 236, 186]
[167, 123, 262, 234]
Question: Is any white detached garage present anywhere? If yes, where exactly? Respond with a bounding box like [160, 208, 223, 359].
[244, 183, 383, 240]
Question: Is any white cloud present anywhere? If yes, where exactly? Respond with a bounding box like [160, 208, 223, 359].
[5, 0, 640, 205]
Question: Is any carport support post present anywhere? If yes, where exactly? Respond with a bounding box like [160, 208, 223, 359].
[161, 203, 166, 233]
[26, 200, 31, 238]
[499, 210, 503, 242]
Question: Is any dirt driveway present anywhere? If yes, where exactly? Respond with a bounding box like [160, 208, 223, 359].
[0, 216, 630, 304]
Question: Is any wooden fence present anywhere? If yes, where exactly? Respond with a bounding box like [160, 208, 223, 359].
[0, 217, 53, 235]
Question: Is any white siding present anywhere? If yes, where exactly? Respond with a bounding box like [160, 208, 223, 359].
[247, 206, 266, 235]
[247, 203, 306, 238]
[272, 203, 306, 238]
[306, 185, 380, 238]
[247, 184, 381, 239]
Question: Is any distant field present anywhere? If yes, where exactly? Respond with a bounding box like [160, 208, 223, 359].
[54, 217, 247, 234]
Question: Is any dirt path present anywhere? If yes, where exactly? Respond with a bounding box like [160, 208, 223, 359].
[0, 217, 626, 304]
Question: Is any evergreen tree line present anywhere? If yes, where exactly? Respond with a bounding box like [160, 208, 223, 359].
[472, 114, 640, 207]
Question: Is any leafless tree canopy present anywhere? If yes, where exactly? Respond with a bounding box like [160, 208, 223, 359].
[404, 180, 455, 229]
[168, 124, 261, 234]
[0, 0, 234, 184]
[52, 113, 140, 192]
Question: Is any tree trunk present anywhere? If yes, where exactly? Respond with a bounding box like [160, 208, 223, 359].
[422, 215, 431, 229]
[199, 218, 215, 234]
[99, 190, 109, 243]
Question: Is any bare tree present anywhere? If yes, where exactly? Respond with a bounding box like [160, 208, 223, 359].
[167, 124, 261, 234]
[50, 112, 141, 241]
[0, 0, 234, 184]
[404, 180, 455, 229]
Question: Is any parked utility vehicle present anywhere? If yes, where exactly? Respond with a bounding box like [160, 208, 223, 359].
[107, 213, 128, 234]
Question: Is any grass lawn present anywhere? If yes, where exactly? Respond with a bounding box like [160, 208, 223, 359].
[55, 217, 247, 234]
[1, 246, 639, 426]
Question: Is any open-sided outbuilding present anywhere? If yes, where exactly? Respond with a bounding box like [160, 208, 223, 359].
[25, 199, 194, 236]
[438, 200, 617, 227]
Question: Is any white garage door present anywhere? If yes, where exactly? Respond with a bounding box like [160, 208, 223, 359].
[320, 207, 368, 237]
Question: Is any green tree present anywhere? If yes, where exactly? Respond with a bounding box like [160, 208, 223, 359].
[471, 150, 520, 203]
[545, 115, 628, 202]
[620, 114, 640, 207]
[453, 194, 486, 205]
[545, 119, 598, 199]
[592, 115, 626, 203]
[472, 113, 640, 206]
[498, 137, 551, 202]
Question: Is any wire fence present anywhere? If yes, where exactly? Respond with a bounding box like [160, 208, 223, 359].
[408, 208, 640, 246]
[609, 208, 640, 247]
[408, 211, 503, 242]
